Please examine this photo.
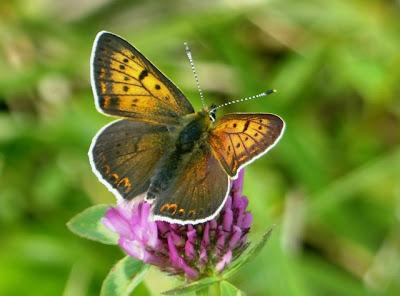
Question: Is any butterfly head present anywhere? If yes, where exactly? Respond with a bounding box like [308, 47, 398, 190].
[196, 107, 214, 125]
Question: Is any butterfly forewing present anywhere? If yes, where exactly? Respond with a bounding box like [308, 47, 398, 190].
[91, 31, 194, 125]
[90, 120, 172, 200]
[209, 113, 285, 178]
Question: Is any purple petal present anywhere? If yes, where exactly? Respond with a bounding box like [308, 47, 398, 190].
[185, 241, 196, 260]
[137, 202, 151, 226]
[232, 195, 247, 212]
[170, 223, 181, 232]
[116, 201, 135, 220]
[199, 245, 208, 265]
[223, 196, 232, 210]
[222, 208, 233, 231]
[156, 221, 170, 236]
[228, 225, 242, 248]
[119, 237, 146, 261]
[216, 226, 227, 251]
[209, 219, 218, 230]
[232, 196, 248, 225]
[103, 208, 133, 240]
[167, 234, 182, 263]
[202, 223, 210, 247]
[131, 221, 155, 246]
[187, 226, 197, 243]
[144, 221, 159, 248]
[216, 250, 232, 272]
[167, 235, 198, 279]
[231, 169, 245, 198]
[240, 212, 253, 229]
[169, 231, 185, 248]
[182, 265, 199, 279]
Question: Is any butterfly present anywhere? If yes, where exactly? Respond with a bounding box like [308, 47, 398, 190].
[89, 31, 285, 225]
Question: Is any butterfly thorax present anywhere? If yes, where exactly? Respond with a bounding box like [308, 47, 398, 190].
[176, 109, 212, 152]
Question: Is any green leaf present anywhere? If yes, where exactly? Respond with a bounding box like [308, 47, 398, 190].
[100, 256, 149, 296]
[162, 277, 220, 295]
[220, 281, 245, 296]
[67, 204, 118, 245]
[223, 226, 274, 279]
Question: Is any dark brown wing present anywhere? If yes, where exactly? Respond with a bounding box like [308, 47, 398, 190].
[89, 119, 172, 200]
[209, 113, 285, 178]
[152, 143, 230, 224]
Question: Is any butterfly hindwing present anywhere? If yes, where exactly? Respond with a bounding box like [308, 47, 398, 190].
[91, 31, 194, 125]
[152, 142, 230, 224]
[209, 113, 285, 178]
[89, 119, 172, 200]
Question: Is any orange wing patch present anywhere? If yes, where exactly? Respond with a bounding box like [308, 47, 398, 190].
[209, 113, 284, 178]
[91, 32, 194, 124]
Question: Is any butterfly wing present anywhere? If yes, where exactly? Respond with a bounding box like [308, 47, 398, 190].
[89, 119, 172, 200]
[152, 143, 230, 224]
[91, 31, 194, 125]
[209, 113, 285, 178]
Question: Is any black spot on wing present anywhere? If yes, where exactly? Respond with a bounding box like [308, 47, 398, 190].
[139, 69, 149, 80]
[243, 120, 250, 132]
[110, 96, 119, 107]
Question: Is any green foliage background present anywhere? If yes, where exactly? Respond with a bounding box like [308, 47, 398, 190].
[1, 0, 399, 295]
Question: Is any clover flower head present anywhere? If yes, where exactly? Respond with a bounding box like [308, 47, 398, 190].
[103, 170, 252, 280]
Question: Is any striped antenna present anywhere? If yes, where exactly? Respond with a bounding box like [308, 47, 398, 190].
[184, 42, 206, 108]
[210, 89, 277, 112]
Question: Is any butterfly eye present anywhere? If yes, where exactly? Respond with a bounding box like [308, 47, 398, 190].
[209, 104, 217, 121]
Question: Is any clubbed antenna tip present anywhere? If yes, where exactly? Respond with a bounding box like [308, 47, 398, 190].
[265, 89, 277, 95]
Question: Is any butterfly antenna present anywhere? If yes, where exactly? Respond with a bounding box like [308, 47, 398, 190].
[184, 42, 206, 108]
[211, 89, 277, 112]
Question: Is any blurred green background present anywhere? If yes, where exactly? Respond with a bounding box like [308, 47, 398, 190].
[1, 0, 400, 295]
